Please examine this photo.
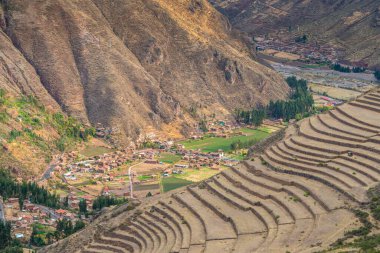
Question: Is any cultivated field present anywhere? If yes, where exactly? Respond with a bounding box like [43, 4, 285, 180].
[42, 89, 380, 253]
[309, 83, 362, 100]
[179, 128, 271, 153]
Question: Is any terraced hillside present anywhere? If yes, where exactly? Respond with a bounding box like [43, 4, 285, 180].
[42, 89, 380, 252]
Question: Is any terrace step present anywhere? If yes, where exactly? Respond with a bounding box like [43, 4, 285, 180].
[204, 239, 236, 253]
[205, 177, 275, 230]
[174, 190, 236, 240]
[102, 230, 142, 252]
[117, 224, 150, 252]
[224, 167, 307, 221]
[140, 213, 175, 253]
[286, 137, 380, 183]
[292, 133, 380, 172]
[160, 198, 206, 245]
[246, 160, 339, 211]
[262, 153, 367, 204]
[189, 184, 266, 235]
[317, 113, 372, 138]
[356, 97, 380, 108]
[300, 119, 359, 149]
[312, 115, 367, 142]
[187, 244, 205, 253]
[133, 218, 163, 252]
[364, 94, 380, 103]
[157, 201, 192, 249]
[86, 242, 127, 253]
[282, 140, 328, 163]
[272, 144, 368, 187]
[145, 209, 182, 252]
[210, 175, 278, 229]
[328, 109, 378, 134]
[238, 162, 325, 218]
[259, 219, 316, 253]
[128, 222, 157, 253]
[338, 104, 380, 129]
[268, 146, 358, 188]
[232, 233, 267, 253]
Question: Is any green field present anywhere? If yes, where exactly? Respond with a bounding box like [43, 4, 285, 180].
[158, 152, 182, 164]
[161, 177, 193, 192]
[178, 128, 270, 153]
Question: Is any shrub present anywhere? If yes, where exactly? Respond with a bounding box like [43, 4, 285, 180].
[8, 130, 22, 142]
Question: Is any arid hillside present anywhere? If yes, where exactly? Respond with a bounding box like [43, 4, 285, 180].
[210, 0, 380, 68]
[41, 88, 380, 253]
[0, 0, 288, 143]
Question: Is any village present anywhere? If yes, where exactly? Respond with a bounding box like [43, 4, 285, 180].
[255, 35, 340, 64]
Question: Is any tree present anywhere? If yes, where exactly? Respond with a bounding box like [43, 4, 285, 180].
[63, 196, 69, 208]
[18, 198, 23, 211]
[0, 221, 12, 250]
[375, 70, 380, 81]
[79, 199, 87, 214]
[73, 220, 85, 232]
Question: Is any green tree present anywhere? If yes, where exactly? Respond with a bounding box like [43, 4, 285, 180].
[79, 199, 87, 214]
[0, 221, 12, 250]
[18, 198, 23, 211]
[375, 70, 380, 81]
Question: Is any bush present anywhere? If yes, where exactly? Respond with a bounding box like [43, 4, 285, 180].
[8, 130, 22, 142]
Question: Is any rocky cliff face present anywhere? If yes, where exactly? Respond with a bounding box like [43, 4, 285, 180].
[211, 0, 380, 68]
[0, 0, 288, 143]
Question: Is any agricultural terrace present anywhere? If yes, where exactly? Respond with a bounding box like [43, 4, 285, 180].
[178, 127, 272, 153]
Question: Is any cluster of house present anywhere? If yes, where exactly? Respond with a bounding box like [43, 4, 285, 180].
[256, 37, 339, 63]
[57, 149, 134, 181]
[174, 149, 238, 170]
[188, 120, 240, 140]
[3, 198, 76, 242]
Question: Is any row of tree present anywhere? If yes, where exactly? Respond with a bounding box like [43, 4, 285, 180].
[331, 63, 351, 73]
[331, 63, 367, 74]
[92, 195, 127, 211]
[0, 169, 60, 209]
[235, 77, 314, 125]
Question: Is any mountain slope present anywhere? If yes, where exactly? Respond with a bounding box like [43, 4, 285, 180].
[0, 0, 288, 143]
[211, 0, 380, 68]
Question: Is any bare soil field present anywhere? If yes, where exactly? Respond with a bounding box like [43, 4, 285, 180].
[310, 83, 362, 100]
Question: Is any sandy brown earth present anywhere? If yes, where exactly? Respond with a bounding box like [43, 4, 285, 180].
[0, 0, 289, 143]
[40, 89, 380, 253]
